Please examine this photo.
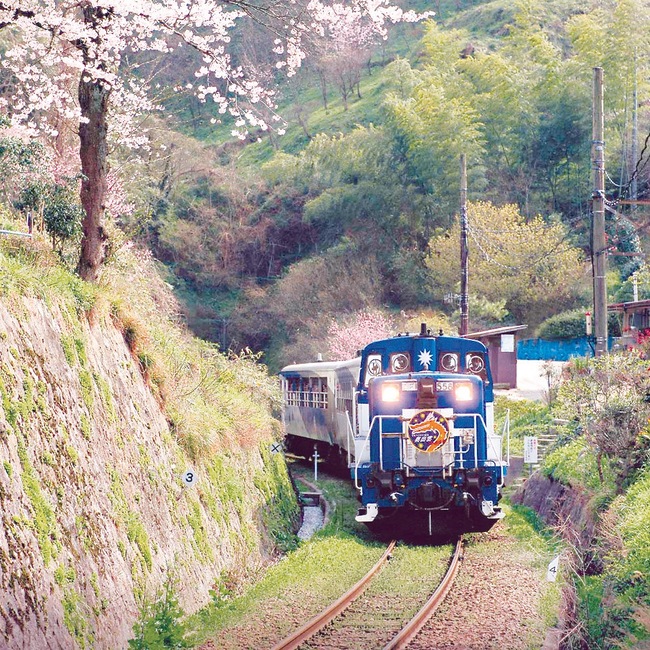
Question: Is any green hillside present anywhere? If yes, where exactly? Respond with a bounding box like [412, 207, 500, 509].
[127, 0, 650, 372]
[2, 1, 650, 647]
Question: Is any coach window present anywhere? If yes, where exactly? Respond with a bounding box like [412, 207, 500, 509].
[298, 378, 309, 407]
[336, 380, 353, 414]
[318, 378, 328, 408]
[286, 378, 299, 406]
[307, 378, 326, 408]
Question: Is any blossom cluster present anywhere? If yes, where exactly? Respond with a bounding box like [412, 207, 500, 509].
[0, 0, 432, 141]
[327, 309, 394, 361]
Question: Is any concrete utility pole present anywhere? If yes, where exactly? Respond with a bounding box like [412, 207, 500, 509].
[459, 153, 469, 336]
[592, 67, 608, 357]
[632, 57, 639, 204]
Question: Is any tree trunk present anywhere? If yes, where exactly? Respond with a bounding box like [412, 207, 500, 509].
[318, 70, 328, 111]
[76, 4, 112, 283]
[77, 74, 110, 282]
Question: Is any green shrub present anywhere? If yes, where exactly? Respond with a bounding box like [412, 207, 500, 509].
[129, 578, 189, 650]
[495, 395, 552, 455]
[538, 308, 621, 339]
[542, 437, 615, 492]
[575, 575, 630, 649]
[610, 467, 650, 604]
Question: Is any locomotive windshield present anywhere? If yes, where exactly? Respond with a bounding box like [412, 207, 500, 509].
[362, 342, 489, 386]
[390, 352, 411, 374]
[367, 354, 382, 379]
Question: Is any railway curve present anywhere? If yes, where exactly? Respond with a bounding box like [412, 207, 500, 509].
[272, 539, 462, 650]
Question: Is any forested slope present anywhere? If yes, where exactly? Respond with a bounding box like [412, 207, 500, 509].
[123, 0, 650, 369]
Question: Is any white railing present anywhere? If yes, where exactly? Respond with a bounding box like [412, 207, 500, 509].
[351, 410, 510, 490]
[345, 409, 356, 468]
[285, 389, 328, 408]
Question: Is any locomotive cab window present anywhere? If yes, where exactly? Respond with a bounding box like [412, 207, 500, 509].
[365, 353, 382, 386]
[466, 352, 488, 381]
[438, 352, 459, 373]
[389, 352, 411, 374]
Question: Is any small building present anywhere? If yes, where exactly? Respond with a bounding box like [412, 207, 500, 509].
[465, 324, 528, 389]
[608, 299, 650, 349]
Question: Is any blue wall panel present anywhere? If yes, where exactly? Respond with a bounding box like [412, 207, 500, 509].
[517, 337, 595, 361]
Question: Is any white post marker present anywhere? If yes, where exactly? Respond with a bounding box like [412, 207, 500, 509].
[182, 469, 198, 488]
[270, 441, 283, 455]
[547, 555, 560, 582]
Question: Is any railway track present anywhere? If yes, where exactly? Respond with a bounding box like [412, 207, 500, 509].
[271, 537, 464, 650]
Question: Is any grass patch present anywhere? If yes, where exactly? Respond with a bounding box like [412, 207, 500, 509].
[62, 588, 94, 649]
[102, 244, 281, 461]
[189, 533, 386, 645]
[495, 395, 553, 456]
[502, 503, 563, 631]
[16, 436, 59, 565]
[186, 461, 380, 645]
[542, 437, 616, 493]
[107, 465, 152, 572]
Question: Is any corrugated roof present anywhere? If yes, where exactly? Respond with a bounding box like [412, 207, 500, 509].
[608, 299, 650, 311]
[464, 324, 528, 338]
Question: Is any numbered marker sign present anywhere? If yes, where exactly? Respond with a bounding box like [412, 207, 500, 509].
[182, 469, 197, 487]
[547, 555, 560, 582]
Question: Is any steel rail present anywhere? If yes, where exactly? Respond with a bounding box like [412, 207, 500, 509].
[270, 540, 397, 650]
[382, 536, 464, 650]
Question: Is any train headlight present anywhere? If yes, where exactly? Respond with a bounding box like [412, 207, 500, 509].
[382, 383, 401, 402]
[454, 382, 473, 402]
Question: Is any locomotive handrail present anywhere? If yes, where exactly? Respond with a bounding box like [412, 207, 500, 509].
[344, 409, 356, 468]
[503, 408, 511, 474]
[353, 410, 509, 488]
[353, 414, 393, 490]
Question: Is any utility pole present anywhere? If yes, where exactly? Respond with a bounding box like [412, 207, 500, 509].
[592, 67, 608, 357]
[459, 153, 469, 336]
[631, 53, 638, 205]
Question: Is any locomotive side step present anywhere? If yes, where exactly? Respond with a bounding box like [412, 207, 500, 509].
[355, 503, 378, 522]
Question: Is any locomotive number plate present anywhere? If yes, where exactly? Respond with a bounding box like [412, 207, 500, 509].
[436, 381, 453, 392]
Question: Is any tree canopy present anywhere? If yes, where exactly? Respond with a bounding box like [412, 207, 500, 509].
[426, 201, 587, 327]
[0, 0, 427, 281]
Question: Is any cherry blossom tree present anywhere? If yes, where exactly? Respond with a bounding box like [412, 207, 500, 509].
[327, 309, 394, 360]
[311, 4, 386, 110]
[0, 0, 428, 282]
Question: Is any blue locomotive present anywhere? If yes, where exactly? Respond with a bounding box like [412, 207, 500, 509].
[280, 324, 509, 535]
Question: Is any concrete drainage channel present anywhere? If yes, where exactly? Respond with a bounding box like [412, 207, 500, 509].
[296, 485, 328, 540]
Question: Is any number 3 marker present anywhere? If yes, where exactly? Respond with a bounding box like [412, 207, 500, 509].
[182, 469, 197, 487]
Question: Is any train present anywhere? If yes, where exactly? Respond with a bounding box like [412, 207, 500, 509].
[280, 323, 509, 536]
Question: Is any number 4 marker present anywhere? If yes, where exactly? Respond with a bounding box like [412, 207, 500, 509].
[547, 555, 560, 582]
